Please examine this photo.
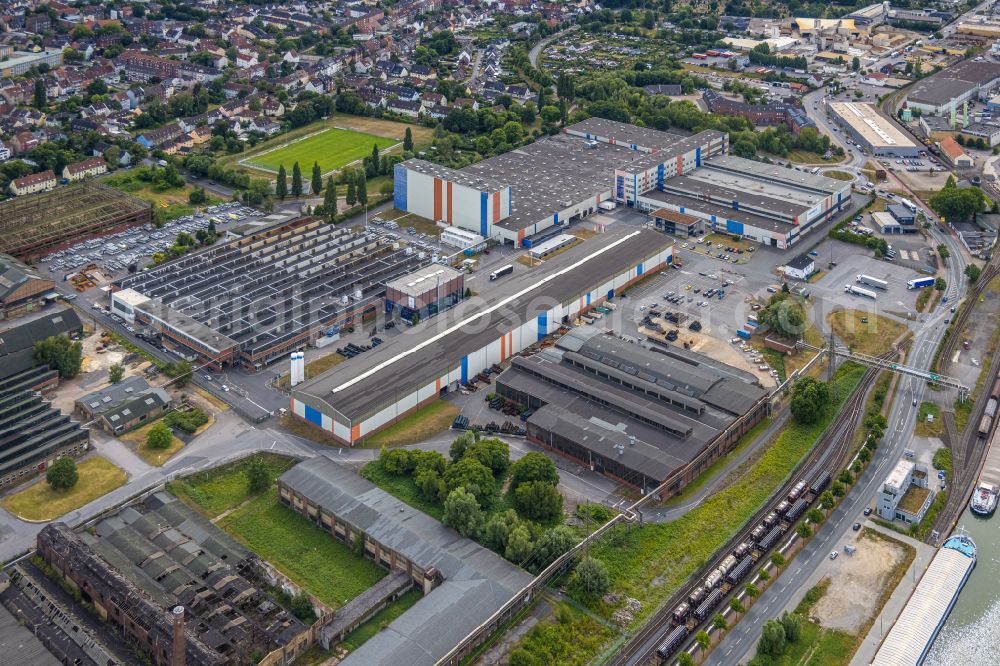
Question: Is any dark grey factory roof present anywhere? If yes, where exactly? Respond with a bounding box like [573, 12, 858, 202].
[136, 299, 239, 353]
[528, 403, 676, 481]
[76, 376, 153, 414]
[294, 230, 673, 423]
[0, 602, 61, 666]
[787, 253, 815, 271]
[0, 307, 81, 360]
[907, 60, 1000, 106]
[641, 189, 800, 234]
[100, 390, 169, 428]
[0, 253, 48, 302]
[280, 458, 532, 666]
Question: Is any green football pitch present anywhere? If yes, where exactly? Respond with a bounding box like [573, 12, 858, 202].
[243, 127, 399, 174]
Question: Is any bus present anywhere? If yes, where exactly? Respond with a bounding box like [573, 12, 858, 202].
[490, 264, 514, 281]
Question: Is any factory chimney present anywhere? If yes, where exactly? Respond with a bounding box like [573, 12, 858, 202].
[171, 606, 186, 666]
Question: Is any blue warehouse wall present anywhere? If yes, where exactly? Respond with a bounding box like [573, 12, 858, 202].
[394, 164, 408, 211]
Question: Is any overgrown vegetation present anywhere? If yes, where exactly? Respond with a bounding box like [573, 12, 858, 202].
[34, 335, 83, 379]
[164, 407, 210, 434]
[168, 454, 294, 518]
[507, 603, 617, 666]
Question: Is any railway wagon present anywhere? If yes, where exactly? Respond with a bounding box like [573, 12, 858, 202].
[726, 555, 754, 586]
[785, 497, 810, 523]
[704, 568, 724, 590]
[656, 625, 688, 661]
[758, 524, 785, 552]
[733, 542, 752, 560]
[788, 480, 808, 503]
[750, 524, 767, 542]
[688, 586, 707, 607]
[672, 602, 691, 626]
[693, 588, 723, 622]
[809, 471, 832, 496]
[763, 510, 780, 528]
[719, 554, 739, 575]
[775, 500, 791, 516]
[992, 375, 1000, 401]
[986, 398, 998, 419]
[980, 415, 994, 438]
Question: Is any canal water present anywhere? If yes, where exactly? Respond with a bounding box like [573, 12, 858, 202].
[924, 506, 1000, 663]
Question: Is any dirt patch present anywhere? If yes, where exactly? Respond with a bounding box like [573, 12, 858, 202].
[49, 328, 156, 414]
[811, 529, 909, 634]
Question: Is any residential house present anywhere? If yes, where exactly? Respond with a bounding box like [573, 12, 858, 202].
[10, 171, 57, 196]
[0, 140, 9, 162]
[62, 156, 108, 182]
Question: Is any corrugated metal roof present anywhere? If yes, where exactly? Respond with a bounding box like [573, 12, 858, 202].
[871, 535, 976, 666]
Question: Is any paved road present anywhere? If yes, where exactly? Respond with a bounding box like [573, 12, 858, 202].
[527, 26, 578, 69]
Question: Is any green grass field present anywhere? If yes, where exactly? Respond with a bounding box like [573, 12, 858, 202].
[243, 128, 399, 174]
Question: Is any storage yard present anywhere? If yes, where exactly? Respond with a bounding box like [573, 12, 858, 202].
[291, 228, 673, 444]
[0, 183, 152, 261]
[110, 217, 429, 371]
[393, 118, 850, 250]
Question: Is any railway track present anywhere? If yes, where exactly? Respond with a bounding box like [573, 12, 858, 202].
[931, 341, 1000, 539]
[936, 252, 1000, 374]
[612, 357, 889, 666]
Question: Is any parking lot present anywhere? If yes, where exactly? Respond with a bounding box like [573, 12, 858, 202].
[37, 202, 263, 280]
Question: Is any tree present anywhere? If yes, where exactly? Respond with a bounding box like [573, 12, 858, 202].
[509, 452, 559, 488]
[758, 619, 787, 657]
[34, 336, 83, 379]
[46, 456, 78, 490]
[576, 556, 610, 595]
[291, 162, 303, 197]
[770, 552, 786, 568]
[188, 187, 207, 204]
[745, 583, 760, 597]
[807, 508, 824, 524]
[465, 438, 510, 480]
[146, 421, 173, 449]
[780, 612, 802, 643]
[346, 177, 356, 206]
[444, 456, 496, 505]
[357, 175, 367, 206]
[730, 598, 746, 615]
[759, 298, 806, 339]
[852, 56, 861, 71]
[839, 469, 854, 485]
[289, 593, 317, 623]
[966, 264, 982, 282]
[33, 78, 46, 109]
[483, 508, 520, 551]
[108, 363, 125, 384]
[449, 430, 478, 463]
[321, 175, 337, 221]
[443, 487, 484, 537]
[403, 127, 414, 151]
[276, 165, 287, 199]
[311, 162, 322, 195]
[532, 525, 577, 572]
[245, 456, 270, 493]
[797, 522, 812, 538]
[937, 244, 951, 260]
[929, 183, 985, 223]
[820, 490, 835, 509]
[935, 277, 947, 291]
[677, 654, 694, 666]
[513, 480, 564, 521]
[790, 376, 830, 424]
[504, 523, 534, 562]
[696, 630, 710, 651]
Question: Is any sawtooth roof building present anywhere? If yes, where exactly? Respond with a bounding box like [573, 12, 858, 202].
[496, 328, 769, 492]
[291, 228, 674, 445]
[393, 118, 849, 250]
[278, 457, 533, 666]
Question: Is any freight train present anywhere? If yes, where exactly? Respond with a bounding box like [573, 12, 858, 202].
[976, 373, 1000, 439]
[653, 469, 831, 662]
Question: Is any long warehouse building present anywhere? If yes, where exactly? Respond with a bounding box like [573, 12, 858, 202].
[291, 228, 673, 444]
[828, 101, 922, 157]
[393, 118, 850, 250]
[871, 533, 977, 666]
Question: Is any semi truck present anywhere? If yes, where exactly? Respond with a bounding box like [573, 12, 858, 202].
[857, 275, 888, 290]
[489, 264, 514, 281]
[845, 284, 878, 299]
[907, 277, 935, 290]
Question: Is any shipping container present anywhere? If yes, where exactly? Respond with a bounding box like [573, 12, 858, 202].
[810, 471, 832, 496]
[656, 625, 688, 660]
[785, 497, 809, 523]
[758, 524, 785, 551]
[726, 555, 754, 585]
[693, 588, 723, 621]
